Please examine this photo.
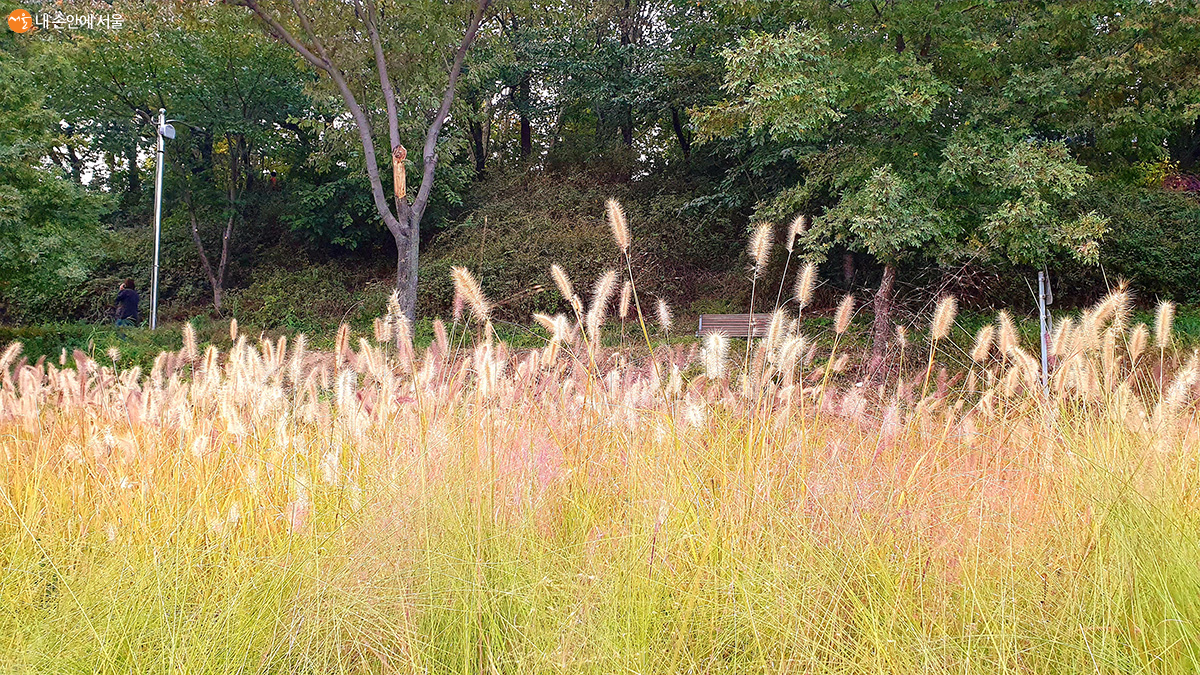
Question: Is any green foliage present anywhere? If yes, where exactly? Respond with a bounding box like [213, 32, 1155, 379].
[694, 28, 844, 140]
[698, 3, 1124, 275]
[0, 43, 111, 322]
[805, 165, 941, 265]
[224, 264, 394, 336]
[1082, 182, 1200, 304]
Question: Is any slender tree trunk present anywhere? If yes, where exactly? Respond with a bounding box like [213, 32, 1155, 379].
[867, 263, 897, 383]
[842, 251, 856, 288]
[620, 106, 633, 147]
[185, 194, 229, 313]
[670, 107, 691, 160]
[123, 141, 141, 208]
[470, 120, 487, 174]
[404, 216, 419, 316]
[517, 75, 532, 158]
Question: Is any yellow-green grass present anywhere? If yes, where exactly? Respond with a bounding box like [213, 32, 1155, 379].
[2, 289, 1199, 673]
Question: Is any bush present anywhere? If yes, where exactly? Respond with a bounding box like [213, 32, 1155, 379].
[1084, 181, 1200, 304]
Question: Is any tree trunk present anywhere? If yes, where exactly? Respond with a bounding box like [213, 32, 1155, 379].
[867, 263, 897, 384]
[236, 0, 490, 322]
[670, 107, 691, 160]
[395, 221, 419, 318]
[470, 120, 486, 174]
[517, 75, 532, 158]
[842, 251, 856, 288]
[123, 141, 141, 208]
[620, 105, 633, 147]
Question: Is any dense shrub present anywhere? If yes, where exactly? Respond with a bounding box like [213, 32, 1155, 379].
[1085, 182, 1200, 304]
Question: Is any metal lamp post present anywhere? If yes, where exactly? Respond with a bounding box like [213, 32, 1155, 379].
[150, 108, 175, 329]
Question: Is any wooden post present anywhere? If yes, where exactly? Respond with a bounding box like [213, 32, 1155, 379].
[392, 145, 407, 201]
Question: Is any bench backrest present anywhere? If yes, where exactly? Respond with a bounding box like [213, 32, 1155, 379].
[697, 313, 773, 338]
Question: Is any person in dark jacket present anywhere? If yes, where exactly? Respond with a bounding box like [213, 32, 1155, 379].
[114, 278, 140, 326]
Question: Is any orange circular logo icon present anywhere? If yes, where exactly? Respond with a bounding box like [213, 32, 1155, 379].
[7, 9, 33, 33]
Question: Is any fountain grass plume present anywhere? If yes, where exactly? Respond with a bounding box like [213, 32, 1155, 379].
[923, 295, 958, 398]
[606, 198, 630, 253]
[451, 266, 491, 323]
[656, 297, 673, 334]
[586, 270, 618, 346]
[971, 324, 994, 363]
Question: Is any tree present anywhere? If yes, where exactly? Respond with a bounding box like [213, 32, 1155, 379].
[0, 44, 110, 321]
[52, 6, 312, 312]
[694, 3, 1137, 382]
[229, 0, 492, 320]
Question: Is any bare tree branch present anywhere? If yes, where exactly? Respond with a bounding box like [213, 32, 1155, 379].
[412, 0, 492, 222]
[230, 0, 330, 73]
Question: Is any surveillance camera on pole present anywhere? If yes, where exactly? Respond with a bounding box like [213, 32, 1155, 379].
[150, 108, 175, 330]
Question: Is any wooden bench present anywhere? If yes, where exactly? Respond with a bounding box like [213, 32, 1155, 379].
[697, 313, 773, 338]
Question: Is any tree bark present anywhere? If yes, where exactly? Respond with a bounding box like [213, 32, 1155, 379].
[470, 120, 487, 173]
[842, 251, 856, 288]
[670, 107, 691, 160]
[235, 0, 490, 321]
[124, 141, 141, 207]
[867, 263, 897, 384]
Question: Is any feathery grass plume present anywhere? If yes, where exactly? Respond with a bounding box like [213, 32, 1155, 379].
[931, 296, 958, 341]
[971, 325, 994, 363]
[997, 311, 1018, 356]
[533, 313, 558, 336]
[432, 319, 449, 358]
[386, 289, 402, 320]
[1075, 311, 1100, 354]
[394, 314, 414, 366]
[618, 281, 632, 321]
[373, 317, 392, 344]
[550, 264, 575, 303]
[606, 198, 630, 253]
[765, 308, 788, 355]
[1155, 300, 1175, 348]
[1128, 323, 1148, 366]
[702, 331, 730, 379]
[785, 214, 807, 252]
[586, 270, 618, 344]
[895, 325, 909, 350]
[656, 297, 674, 333]
[779, 335, 806, 371]
[1051, 317, 1073, 357]
[182, 322, 198, 362]
[1155, 350, 1199, 423]
[0, 341, 21, 372]
[1096, 284, 1131, 332]
[794, 263, 817, 310]
[834, 294, 855, 335]
[534, 313, 573, 345]
[450, 266, 491, 322]
[106, 346, 120, 363]
[1102, 327, 1119, 386]
[334, 323, 351, 372]
[202, 343, 220, 376]
[229, 318, 238, 342]
[289, 333, 306, 385]
[748, 222, 774, 276]
[920, 296, 956, 399]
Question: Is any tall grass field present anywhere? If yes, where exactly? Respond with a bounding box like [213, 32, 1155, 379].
[3, 211, 1199, 673]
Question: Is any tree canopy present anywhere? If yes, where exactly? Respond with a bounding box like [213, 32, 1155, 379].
[1, 0, 1197, 327]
